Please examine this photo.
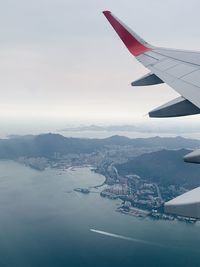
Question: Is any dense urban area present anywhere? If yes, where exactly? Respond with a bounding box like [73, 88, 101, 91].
[3, 133, 200, 223]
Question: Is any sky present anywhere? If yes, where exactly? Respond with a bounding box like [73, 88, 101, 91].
[1, 0, 200, 135]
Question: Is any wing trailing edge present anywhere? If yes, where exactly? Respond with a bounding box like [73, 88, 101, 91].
[184, 149, 200, 164]
[131, 73, 164, 86]
[165, 187, 200, 219]
[149, 97, 200, 118]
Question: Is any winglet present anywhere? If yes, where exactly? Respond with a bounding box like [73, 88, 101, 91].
[102, 11, 151, 56]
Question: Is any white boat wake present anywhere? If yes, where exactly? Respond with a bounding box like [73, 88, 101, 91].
[90, 229, 159, 246]
[90, 228, 200, 253]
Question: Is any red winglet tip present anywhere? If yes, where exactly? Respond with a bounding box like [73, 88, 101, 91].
[103, 10, 111, 16]
[102, 11, 150, 56]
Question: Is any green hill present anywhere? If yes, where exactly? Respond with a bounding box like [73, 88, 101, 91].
[117, 149, 200, 189]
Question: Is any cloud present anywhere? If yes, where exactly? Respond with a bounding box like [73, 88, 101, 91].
[0, 0, 200, 133]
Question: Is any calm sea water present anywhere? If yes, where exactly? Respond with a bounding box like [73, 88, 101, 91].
[0, 161, 199, 267]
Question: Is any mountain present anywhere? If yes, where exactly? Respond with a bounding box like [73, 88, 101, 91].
[117, 149, 200, 188]
[59, 124, 200, 134]
[0, 133, 199, 160]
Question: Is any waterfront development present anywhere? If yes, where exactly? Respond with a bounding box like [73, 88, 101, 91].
[0, 161, 200, 267]
[15, 134, 200, 223]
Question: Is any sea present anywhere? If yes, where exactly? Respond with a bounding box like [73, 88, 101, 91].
[0, 161, 199, 267]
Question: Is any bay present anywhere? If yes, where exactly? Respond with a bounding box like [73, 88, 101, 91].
[0, 161, 199, 267]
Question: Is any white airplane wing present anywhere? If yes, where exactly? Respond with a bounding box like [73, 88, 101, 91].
[103, 10, 200, 163]
[165, 187, 200, 219]
[103, 11, 200, 218]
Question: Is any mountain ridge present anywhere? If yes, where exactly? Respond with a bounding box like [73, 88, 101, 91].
[117, 148, 200, 189]
[0, 133, 199, 160]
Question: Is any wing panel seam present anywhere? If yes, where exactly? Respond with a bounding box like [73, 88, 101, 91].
[150, 65, 200, 90]
[151, 50, 200, 68]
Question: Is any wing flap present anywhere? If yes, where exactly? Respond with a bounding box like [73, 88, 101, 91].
[149, 96, 200, 118]
[131, 73, 164, 86]
[184, 149, 200, 164]
[165, 187, 200, 219]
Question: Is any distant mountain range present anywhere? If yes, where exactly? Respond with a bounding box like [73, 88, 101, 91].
[59, 124, 200, 134]
[0, 133, 200, 159]
[1, 133, 200, 188]
[117, 149, 200, 189]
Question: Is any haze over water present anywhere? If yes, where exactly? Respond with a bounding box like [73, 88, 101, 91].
[0, 161, 199, 266]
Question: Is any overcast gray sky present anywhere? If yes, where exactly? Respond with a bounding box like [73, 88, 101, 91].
[1, 0, 200, 135]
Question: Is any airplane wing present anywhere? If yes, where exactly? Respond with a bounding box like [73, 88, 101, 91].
[103, 10, 200, 163]
[165, 186, 200, 219]
[103, 11, 200, 219]
[103, 11, 200, 114]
